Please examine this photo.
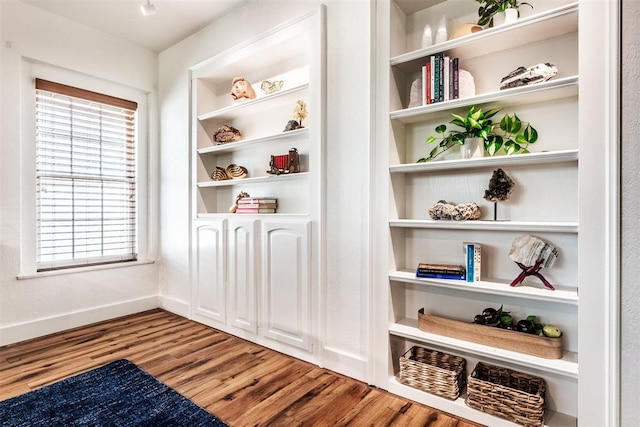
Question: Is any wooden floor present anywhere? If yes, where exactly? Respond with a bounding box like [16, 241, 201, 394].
[0, 309, 482, 427]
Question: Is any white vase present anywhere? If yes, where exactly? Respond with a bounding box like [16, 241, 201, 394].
[421, 24, 432, 48]
[461, 137, 484, 159]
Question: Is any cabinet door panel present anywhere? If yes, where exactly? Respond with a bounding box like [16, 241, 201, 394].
[228, 219, 258, 333]
[193, 221, 226, 324]
[262, 220, 312, 351]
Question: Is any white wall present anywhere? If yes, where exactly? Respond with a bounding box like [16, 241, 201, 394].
[158, 0, 373, 381]
[621, 0, 640, 424]
[0, 0, 160, 345]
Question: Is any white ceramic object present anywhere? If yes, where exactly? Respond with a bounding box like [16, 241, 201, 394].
[461, 137, 484, 159]
[421, 24, 432, 48]
[434, 15, 448, 44]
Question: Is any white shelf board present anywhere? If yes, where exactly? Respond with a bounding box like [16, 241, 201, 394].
[390, 318, 578, 379]
[198, 128, 309, 155]
[198, 172, 309, 188]
[389, 219, 578, 233]
[390, 149, 578, 173]
[390, 270, 578, 305]
[196, 213, 310, 220]
[197, 84, 308, 122]
[391, 3, 578, 72]
[387, 378, 576, 427]
[390, 76, 578, 124]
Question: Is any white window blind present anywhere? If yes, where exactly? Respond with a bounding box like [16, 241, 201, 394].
[35, 79, 138, 271]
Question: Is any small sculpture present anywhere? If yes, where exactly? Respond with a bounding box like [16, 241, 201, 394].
[230, 77, 256, 101]
[226, 164, 248, 179]
[211, 166, 229, 181]
[458, 69, 476, 99]
[484, 168, 515, 220]
[213, 124, 242, 144]
[428, 200, 482, 221]
[260, 80, 284, 95]
[499, 63, 558, 90]
[229, 191, 250, 213]
[267, 148, 300, 175]
[509, 235, 558, 290]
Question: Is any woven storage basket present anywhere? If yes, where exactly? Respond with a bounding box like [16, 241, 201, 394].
[398, 346, 466, 400]
[466, 362, 546, 427]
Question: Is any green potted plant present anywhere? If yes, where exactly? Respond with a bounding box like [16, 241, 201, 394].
[476, 0, 533, 27]
[417, 105, 538, 162]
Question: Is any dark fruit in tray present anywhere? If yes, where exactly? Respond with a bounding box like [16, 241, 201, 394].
[473, 314, 486, 324]
[516, 319, 537, 334]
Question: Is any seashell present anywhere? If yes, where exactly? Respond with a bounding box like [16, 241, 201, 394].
[211, 166, 229, 181]
[226, 164, 248, 179]
[261, 80, 284, 95]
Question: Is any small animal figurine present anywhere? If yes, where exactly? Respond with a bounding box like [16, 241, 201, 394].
[230, 77, 256, 101]
[229, 191, 251, 213]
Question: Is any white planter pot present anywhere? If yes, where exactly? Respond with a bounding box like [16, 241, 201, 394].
[493, 8, 518, 26]
[461, 137, 485, 159]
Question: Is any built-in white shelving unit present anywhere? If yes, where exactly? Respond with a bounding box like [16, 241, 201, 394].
[373, 0, 616, 424]
[189, 7, 326, 365]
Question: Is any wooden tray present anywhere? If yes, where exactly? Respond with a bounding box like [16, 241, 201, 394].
[417, 309, 563, 359]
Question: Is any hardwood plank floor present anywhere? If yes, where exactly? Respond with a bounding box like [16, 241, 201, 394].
[0, 309, 483, 427]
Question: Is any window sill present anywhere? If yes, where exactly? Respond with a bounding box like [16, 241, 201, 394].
[17, 259, 156, 280]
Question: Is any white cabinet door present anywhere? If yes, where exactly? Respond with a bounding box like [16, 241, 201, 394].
[261, 220, 312, 351]
[227, 219, 258, 334]
[193, 220, 227, 325]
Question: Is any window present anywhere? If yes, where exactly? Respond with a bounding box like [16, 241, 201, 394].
[35, 79, 138, 271]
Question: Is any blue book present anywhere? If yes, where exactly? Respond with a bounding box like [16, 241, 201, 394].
[416, 271, 466, 280]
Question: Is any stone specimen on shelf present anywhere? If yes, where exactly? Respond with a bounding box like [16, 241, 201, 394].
[283, 120, 300, 132]
[509, 234, 558, 290]
[484, 168, 515, 202]
[499, 62, 558, 90]
[230, 76, 256, 101]
[213, 124, 242, 144]
[428, 200, 482, 221]
[458, 69, 476, 98]
[408, 78, 423, 108]
[260, 80, 284, 95]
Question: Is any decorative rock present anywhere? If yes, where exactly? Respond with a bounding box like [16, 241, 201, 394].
[283, 120, 300, 132]
[484, 168, 515, 202]
[213, 124, 242, 144]
[509, 235, 558, 269]
[428, 200, 482, 221]
[261, 80, 284, 95]
[499, 63, 558, 90]
[458, 69, 475, 99]
[230, 76, 256, 101]
[408, 78, 423, 108]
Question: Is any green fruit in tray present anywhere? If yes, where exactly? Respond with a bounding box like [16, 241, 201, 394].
[542, 324, 562, 338]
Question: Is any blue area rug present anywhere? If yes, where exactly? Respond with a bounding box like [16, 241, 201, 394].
[0, 359, 228, 426]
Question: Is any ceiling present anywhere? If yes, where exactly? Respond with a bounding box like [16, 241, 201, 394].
[21, 0, 251, 52]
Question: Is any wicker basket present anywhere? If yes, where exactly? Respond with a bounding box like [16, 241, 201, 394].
[466, 362, 546, 427]
[398, 346, 466, 400]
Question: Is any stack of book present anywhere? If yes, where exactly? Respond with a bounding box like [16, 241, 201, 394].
[421, 53, 460, 105]
[416, 263, 466, 280]
[236, 197, 278, 214]
[464, 242, 482, 283]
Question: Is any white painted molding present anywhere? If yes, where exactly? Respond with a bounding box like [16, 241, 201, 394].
[158, 295, 191, 319]
[323, 346, 369, 383]
[0, 296, 158, 346]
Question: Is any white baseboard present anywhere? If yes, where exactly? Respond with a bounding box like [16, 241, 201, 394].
[0, 296, 159, 346]
[323, 346, 369, 383]
[158, 295, 191, 318]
